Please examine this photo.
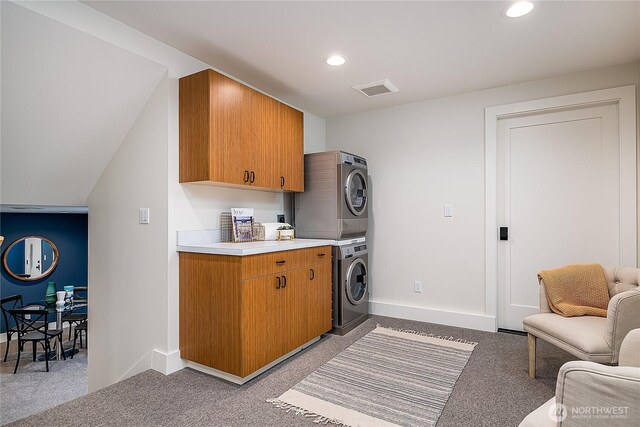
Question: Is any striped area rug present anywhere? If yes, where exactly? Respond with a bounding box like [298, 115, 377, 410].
[268, 326, 477, 426]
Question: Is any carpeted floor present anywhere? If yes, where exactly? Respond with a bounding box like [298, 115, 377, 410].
[0, 332, 88, 426]
[5, 316, 573, 426]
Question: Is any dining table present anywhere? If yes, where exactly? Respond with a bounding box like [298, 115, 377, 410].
[25, 299, 88, 361]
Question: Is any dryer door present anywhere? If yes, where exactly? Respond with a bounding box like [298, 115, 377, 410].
[345, 258, 368, 305]
[345, 169, 368, 216]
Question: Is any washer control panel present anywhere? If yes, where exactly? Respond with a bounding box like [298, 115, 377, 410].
[341, 243, 368, 259]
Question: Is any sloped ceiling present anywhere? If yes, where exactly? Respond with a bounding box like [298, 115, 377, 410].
[1, 2, 167, 206]
[85, 1, 640, 118]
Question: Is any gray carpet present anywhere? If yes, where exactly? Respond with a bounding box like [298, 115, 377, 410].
[271, 326, 477, 426]
[1, 339, 88, 425]
[6, 316, 573, 426]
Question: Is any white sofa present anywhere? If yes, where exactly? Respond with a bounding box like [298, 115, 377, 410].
[523, 267, 640, 378]
[520, 328, 640, 427]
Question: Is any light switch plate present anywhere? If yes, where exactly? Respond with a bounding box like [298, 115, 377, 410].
[414, 280, 423, 293]
[444, 204, 453, 218]
[139, 208, 150, 224]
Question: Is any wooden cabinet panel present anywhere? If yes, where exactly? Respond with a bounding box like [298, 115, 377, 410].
[278, 104, 304, 192]
[180, 246, 332, 381]
[179, 253, 243, 375]
[281, 268, 311, 354]
[307, 259, 332, 341]
[179, 68, 304, 192]
[241, 273, 282, 376]
[242, 247, 316, 279]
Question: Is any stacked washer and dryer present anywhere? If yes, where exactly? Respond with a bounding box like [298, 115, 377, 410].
[295, 151, 370, 334]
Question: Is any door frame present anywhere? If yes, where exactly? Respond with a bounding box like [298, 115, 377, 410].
[484, 85, 637, 331]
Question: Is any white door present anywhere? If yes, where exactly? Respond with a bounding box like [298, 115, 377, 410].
[497, 103, 629, 331]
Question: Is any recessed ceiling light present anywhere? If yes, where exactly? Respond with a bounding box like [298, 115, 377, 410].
[505, 1, 534, 18]
[326, 55, 346, 66]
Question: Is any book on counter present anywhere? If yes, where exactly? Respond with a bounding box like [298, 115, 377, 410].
[231, 208, 254, 243]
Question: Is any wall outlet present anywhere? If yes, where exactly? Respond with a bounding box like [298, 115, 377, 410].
[414, 280, 423, 293]
[277, 214, 285, 223]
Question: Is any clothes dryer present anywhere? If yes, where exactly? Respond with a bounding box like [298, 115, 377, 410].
[295, 151, 368, 239]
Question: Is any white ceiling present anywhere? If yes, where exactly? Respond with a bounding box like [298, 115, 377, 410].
[1, 1, 167, 206]
[85, 0, 640, 118]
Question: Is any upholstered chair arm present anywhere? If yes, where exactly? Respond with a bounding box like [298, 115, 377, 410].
[555, 361, 640, 426]
[537, 277, 552, 313]
[605, 290, 640, 363]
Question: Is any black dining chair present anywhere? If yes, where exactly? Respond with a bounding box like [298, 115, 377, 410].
[62, 286, 88, 340]
[8, 308, 66, 373]
[1, 295, 44, 362]
[71, 320, 87, 358]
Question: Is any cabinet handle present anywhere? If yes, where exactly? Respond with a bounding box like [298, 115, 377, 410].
[281, 275, 287, 288]
[250, 171, 255, 183]
[276, 276, 281, 289]
[275, 260, 286, 265]
[317, 253, 326, 258]
[310, 268, 315, 280]
[280, 176, 285, 188]
[244, 170, 250, 183]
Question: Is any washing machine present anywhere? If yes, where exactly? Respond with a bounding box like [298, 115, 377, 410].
[332, 240, 369, 334]
[294, 151, 368, 240]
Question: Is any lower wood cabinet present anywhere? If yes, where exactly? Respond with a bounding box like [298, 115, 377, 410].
[179, 246, 332, 380]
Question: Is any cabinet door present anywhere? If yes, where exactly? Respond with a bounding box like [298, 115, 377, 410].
[242, 273, 283, 376]
[249, 91, 279, 189]
[278, 104, 304, 192]
[306, 259, 332, 341]
[281, 268, 309, 354]
[209, 70, 253, 186]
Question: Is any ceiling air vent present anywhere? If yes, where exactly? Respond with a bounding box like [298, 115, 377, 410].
[353, 79, 399, 97]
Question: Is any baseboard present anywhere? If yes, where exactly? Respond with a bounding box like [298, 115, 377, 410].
[0, 321, 71, 343]
[151, 349, 184, 375]
[370, 300, 496, 332]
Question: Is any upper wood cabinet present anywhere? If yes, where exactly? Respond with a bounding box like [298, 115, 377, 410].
[179, 69, 304, 192]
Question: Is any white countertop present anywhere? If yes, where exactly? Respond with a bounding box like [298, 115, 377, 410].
[177, 239, 335, 256]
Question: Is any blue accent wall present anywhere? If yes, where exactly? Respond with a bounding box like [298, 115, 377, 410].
[0, 213, 88, 332]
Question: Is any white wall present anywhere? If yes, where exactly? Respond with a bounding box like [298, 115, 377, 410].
[87, 75, 169, 391]
[326, 62, 639, 331]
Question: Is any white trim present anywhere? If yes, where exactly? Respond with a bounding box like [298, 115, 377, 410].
[369, 300, 496, 332]
[184, 336, 320, 384]
[484, 85, 638, 329]
[151, 349, 184, 375]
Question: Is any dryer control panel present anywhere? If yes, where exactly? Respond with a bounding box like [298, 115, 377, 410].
[341, 152, 367, 170]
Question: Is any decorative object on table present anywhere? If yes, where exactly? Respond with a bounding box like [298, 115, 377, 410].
[63, 286, 88, 340]
[8, 308, 66, 373]
[268, 326, 477, 426]
[263, 222, 292, 241]
[231, 208, 254, 243]
[276, 225, 294, 241]
[44, 282, 57, 304]
[63, 285, 75, 304]
[2, 236, 59, 281]
[56, 291, 66, 303]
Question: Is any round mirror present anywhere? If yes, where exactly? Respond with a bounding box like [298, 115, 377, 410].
[3, 236, 59, 281]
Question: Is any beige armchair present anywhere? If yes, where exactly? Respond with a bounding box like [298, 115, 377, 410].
[519, 329, 640, 427]
[523, 267, 640, 378]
